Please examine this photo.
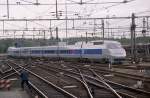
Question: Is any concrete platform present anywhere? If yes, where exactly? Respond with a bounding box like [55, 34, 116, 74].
[0, 78, 31, 98]
[0, 88, 30, 98]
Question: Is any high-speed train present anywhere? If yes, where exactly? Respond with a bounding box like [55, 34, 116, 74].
[7, 40, 126, 63]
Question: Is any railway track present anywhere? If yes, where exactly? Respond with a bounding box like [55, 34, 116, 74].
[64, 62, 150, 91]
[34, 61, 150, 98]
[0, 61, 13, 79]
[63, 61, 150, 70]
[57, 61, 150, 82]
[31, 61, 120, 98]
[4, 60, 78, 98]
[6, 59, 150, 98]
[13, 59, 150, 82]
[8, 59, 123, 98]
[80, 65, 150, 82]
[26, 60, 149, 98]
[28, 64, 90, 98]
[0, 60, 28, 79]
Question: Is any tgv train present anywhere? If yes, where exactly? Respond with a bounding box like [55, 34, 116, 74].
[7, 40, 126, 63]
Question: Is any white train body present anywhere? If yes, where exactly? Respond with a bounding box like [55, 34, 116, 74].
[7, 40, 126, 63]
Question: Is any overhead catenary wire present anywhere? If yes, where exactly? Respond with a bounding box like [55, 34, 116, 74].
[0, 0, 149, 39]
[0, 0, 136, 5]
[1, 15, 150, 21]
[88, 0, 136, 17]
[20, 0, 35, 4]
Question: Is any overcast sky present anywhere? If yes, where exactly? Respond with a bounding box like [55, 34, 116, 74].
[0, 0, 150, 39]
[0, 0, 150, 18]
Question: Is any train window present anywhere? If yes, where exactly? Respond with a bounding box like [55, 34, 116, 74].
[31, 50, 42, 54]
[73, 50, 81, 54]
[84, 49, 102, 54]
[59, 50, 82, 54]
[60, 50, 68, 54]
[22, 49, 29, 53]
[14, 51, 19, 53]
[44, 50, 55, 54]
[67, 50, 71, 54]
[93, 42, 103, 45]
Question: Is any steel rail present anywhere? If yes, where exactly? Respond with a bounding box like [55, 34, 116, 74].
[37, 63, 137, 98]
[8, 60, 78, 98]
[38, 63, 133, 98]
[42, 63, 150, 96]
[31, 62, 92, 98]
[26, 61, 124, 98]
[65, 74, 93, 98]
[8, 60, 150, 97]
[90, 69, 122, 98]
[78, 69, 93, 98]
[68, 64, 150, 95]
[4, 62, 49, 98]
[70, 64, 150, 82]
[92, 67, 150, 82]
[26, 69, 78, 98]
[1, 70, 20, 79]
[29, 82, 48, 98]
[85, 79, 136, 98]
[0, 62, 12, 74]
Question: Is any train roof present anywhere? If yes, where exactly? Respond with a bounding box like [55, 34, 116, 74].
[8, 40, 121, 49]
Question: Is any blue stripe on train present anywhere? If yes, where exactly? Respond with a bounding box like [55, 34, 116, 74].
[83, 49, 102, 54]
[70, 49, 102, 54]
[30, 49, 102, 55]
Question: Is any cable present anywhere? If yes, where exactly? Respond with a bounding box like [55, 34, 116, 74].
[67, 0, 129, 5]
[135, 10, 150, 15]
[4, 21, 25, 29]
[28, 21, 49, 29]
[103, 0, 136, 10]
[84, 0, 96, 3]
[88, 0, 136, 18]
[0, 0, 136, 5]
[67, 0, 95, 5]
[77, 0, 99, 18]
[20, 0, 35, 4]
[67, 0, 79, 4]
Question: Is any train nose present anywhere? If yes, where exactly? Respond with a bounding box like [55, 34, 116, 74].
[109, 49, 126, 57]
